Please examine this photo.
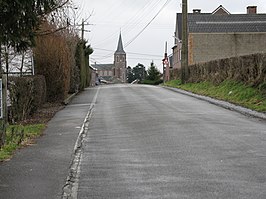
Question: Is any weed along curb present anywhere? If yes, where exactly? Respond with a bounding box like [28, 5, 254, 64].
[162, 86, 266, 121]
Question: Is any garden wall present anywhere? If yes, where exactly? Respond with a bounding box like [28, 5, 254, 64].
[170, 53, 266, 87]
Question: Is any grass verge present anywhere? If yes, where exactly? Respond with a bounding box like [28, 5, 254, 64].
[142, 79, 163, 85]
[0, 124, 46, 161]
[164, 80, 266, 112]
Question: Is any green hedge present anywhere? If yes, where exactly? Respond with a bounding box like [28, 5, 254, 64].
[142, 79, 163, 85]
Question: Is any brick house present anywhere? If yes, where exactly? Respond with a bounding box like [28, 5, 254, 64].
[92, 33, 127, 83]
[172, 5, 266, 69]
[92, 64, 113, 78]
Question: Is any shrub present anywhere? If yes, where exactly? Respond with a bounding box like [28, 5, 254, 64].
[34, 22, 71, 102]
[142, 79, 163, 85]
[75, 40, 93, 91]
[259, 82, 266, 96]
[68, 37, 80, 94]
[8, 75, 46, 123]
[143, 62, 162, 85]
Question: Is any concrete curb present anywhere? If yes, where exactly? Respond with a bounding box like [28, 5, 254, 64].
[162, 86, 266, 121]
[62, 105, 93, 199]
[62, 87, 100, 199]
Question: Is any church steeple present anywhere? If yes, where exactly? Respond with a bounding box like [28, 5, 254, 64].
[116, 32, 125, 54]
[114, 32, 127, 82]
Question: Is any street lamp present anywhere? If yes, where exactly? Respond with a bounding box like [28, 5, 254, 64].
[172, 36, 182, 44]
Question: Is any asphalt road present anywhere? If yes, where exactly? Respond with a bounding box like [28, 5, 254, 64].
[0, 88, 98, 199]
[77, 84, 266, 199]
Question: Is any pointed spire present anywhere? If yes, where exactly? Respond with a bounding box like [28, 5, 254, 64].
[116, 32, 125, 54]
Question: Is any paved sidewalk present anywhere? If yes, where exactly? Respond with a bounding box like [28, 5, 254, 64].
[0, 88, 98, 199]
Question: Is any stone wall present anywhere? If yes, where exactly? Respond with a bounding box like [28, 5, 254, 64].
[170, 53, 266, 87]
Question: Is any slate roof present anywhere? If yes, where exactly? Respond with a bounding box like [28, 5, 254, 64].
[92, 64, 114, 71]
[177, 13, 266, 40]
[115, 33, 126, 54]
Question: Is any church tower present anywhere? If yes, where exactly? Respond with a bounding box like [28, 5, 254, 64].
[114, 33, 127, 82]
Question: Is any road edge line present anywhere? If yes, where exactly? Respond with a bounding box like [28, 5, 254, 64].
[62, 87, 100, 199]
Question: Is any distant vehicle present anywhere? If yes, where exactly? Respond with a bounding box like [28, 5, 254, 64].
[100, 79, 108, 84]
[99, 77, 108, 84]
[131, 79, 139, 84]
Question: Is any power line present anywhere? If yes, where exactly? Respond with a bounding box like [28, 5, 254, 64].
[121, 0, 163, 36]
[91, 0, 162, 47]
[93, 47, 161, 57]
[125, 0, 173, 47]
[128, 57, 162, 61]
[90, 0, 173, 60]
[128, 52, 161, 57]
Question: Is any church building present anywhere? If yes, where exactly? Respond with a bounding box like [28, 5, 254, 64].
[92, 33, 127, 83]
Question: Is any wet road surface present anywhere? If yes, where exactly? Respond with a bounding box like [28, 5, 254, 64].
[76, 84, 266, 199]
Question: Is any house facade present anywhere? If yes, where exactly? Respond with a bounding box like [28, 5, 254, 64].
[172, 5, 266, 69]
[93, 64, 113, 78]
[92, 33, 127, 83]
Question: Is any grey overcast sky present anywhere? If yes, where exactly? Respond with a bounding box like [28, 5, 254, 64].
[72, 0, 266, 71]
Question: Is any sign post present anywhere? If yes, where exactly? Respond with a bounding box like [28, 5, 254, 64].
[0, 75, 7, 148]
[0, 79, 3, 119]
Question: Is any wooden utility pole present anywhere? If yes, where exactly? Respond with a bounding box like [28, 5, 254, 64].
[81, 19, 85, 40]
[181, 0, 188, 84]
[80, 19, 86, 90]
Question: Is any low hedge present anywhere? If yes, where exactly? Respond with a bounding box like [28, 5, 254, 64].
[8, 75, 46, 123]
[142, 79, 163, 85]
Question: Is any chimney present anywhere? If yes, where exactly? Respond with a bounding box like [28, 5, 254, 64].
[247, 6, 257, 14]
[193, 9, 201, 14]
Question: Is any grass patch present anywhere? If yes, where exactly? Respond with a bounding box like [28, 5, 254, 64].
[0, 124, 46, 161]
[142, 79, 163, 85]
[164, 80, 266, 112]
